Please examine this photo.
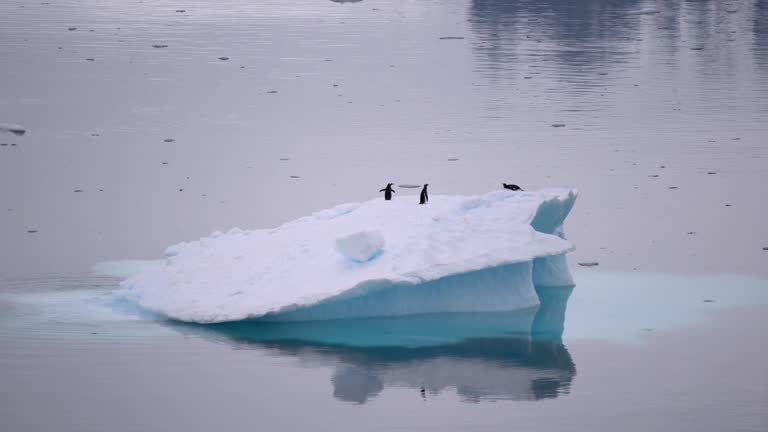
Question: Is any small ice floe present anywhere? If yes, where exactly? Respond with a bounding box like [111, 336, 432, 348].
[163, 138, 175, 143]
[0, 124, 26, 136]
[628, 9, 660, 15]
[578, 262, 599, 267]
[439, 36, 465, 40]
[551, 123, 566, 128]
[152, 44, 168, 48]
[218, 56, 230, 61]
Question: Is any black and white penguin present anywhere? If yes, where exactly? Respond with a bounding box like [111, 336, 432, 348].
[419, 184, 429, 204]
[379, 183, 395, 200]
[502, 183, 523, 191]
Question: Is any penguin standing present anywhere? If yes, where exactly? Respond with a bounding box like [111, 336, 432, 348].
[379, 183, 395, 200]
[419, 184, 429, 204]
[502, 183, 523, 191]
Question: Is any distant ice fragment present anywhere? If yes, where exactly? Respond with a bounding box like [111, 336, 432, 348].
[336, 231, 385, 262]
[0, 124, 26, 136]
[628, 9, 660, 15]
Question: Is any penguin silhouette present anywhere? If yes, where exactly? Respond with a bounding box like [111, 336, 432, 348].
[379, 183, 395, 200]
[502, 183, 523, 191]
[419, 184, 429, 204]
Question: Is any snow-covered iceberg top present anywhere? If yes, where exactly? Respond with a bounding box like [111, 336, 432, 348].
[121, 189, 578, 323]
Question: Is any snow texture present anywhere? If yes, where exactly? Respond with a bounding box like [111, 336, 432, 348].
[120, 189, 578, 323]
[336, 230, 385, 262]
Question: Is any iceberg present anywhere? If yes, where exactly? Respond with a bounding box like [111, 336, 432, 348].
[121, 188, 577, 323]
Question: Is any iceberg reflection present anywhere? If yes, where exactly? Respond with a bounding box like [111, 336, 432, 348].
[183, 285, 575, 403]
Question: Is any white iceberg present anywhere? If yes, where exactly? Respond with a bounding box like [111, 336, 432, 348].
[121, 189, 578, 323]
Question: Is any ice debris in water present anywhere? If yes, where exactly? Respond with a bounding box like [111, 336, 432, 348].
[0, 124, 26, 136]
[120, 189, 578, 323]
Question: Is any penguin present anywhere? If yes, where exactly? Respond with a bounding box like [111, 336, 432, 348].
[419, 184, 429, 204]
[379, 183, 395, 200]
[502, 183, 523, 191]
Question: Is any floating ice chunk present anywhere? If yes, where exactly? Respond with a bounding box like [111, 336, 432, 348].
[121, 189, 578, 323]
[0, 123, 26, 136]
[336, 230, 384, 262]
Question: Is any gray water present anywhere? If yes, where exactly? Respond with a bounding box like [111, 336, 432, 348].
[1, 0, 767, 276]
[1, 0, 768, 430]
[1, 272, 767, 431]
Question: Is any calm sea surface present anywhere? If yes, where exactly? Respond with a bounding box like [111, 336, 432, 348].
[1, 0, 767, 430]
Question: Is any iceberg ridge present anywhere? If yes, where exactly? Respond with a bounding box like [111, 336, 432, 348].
[121, 189, 578, 323]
